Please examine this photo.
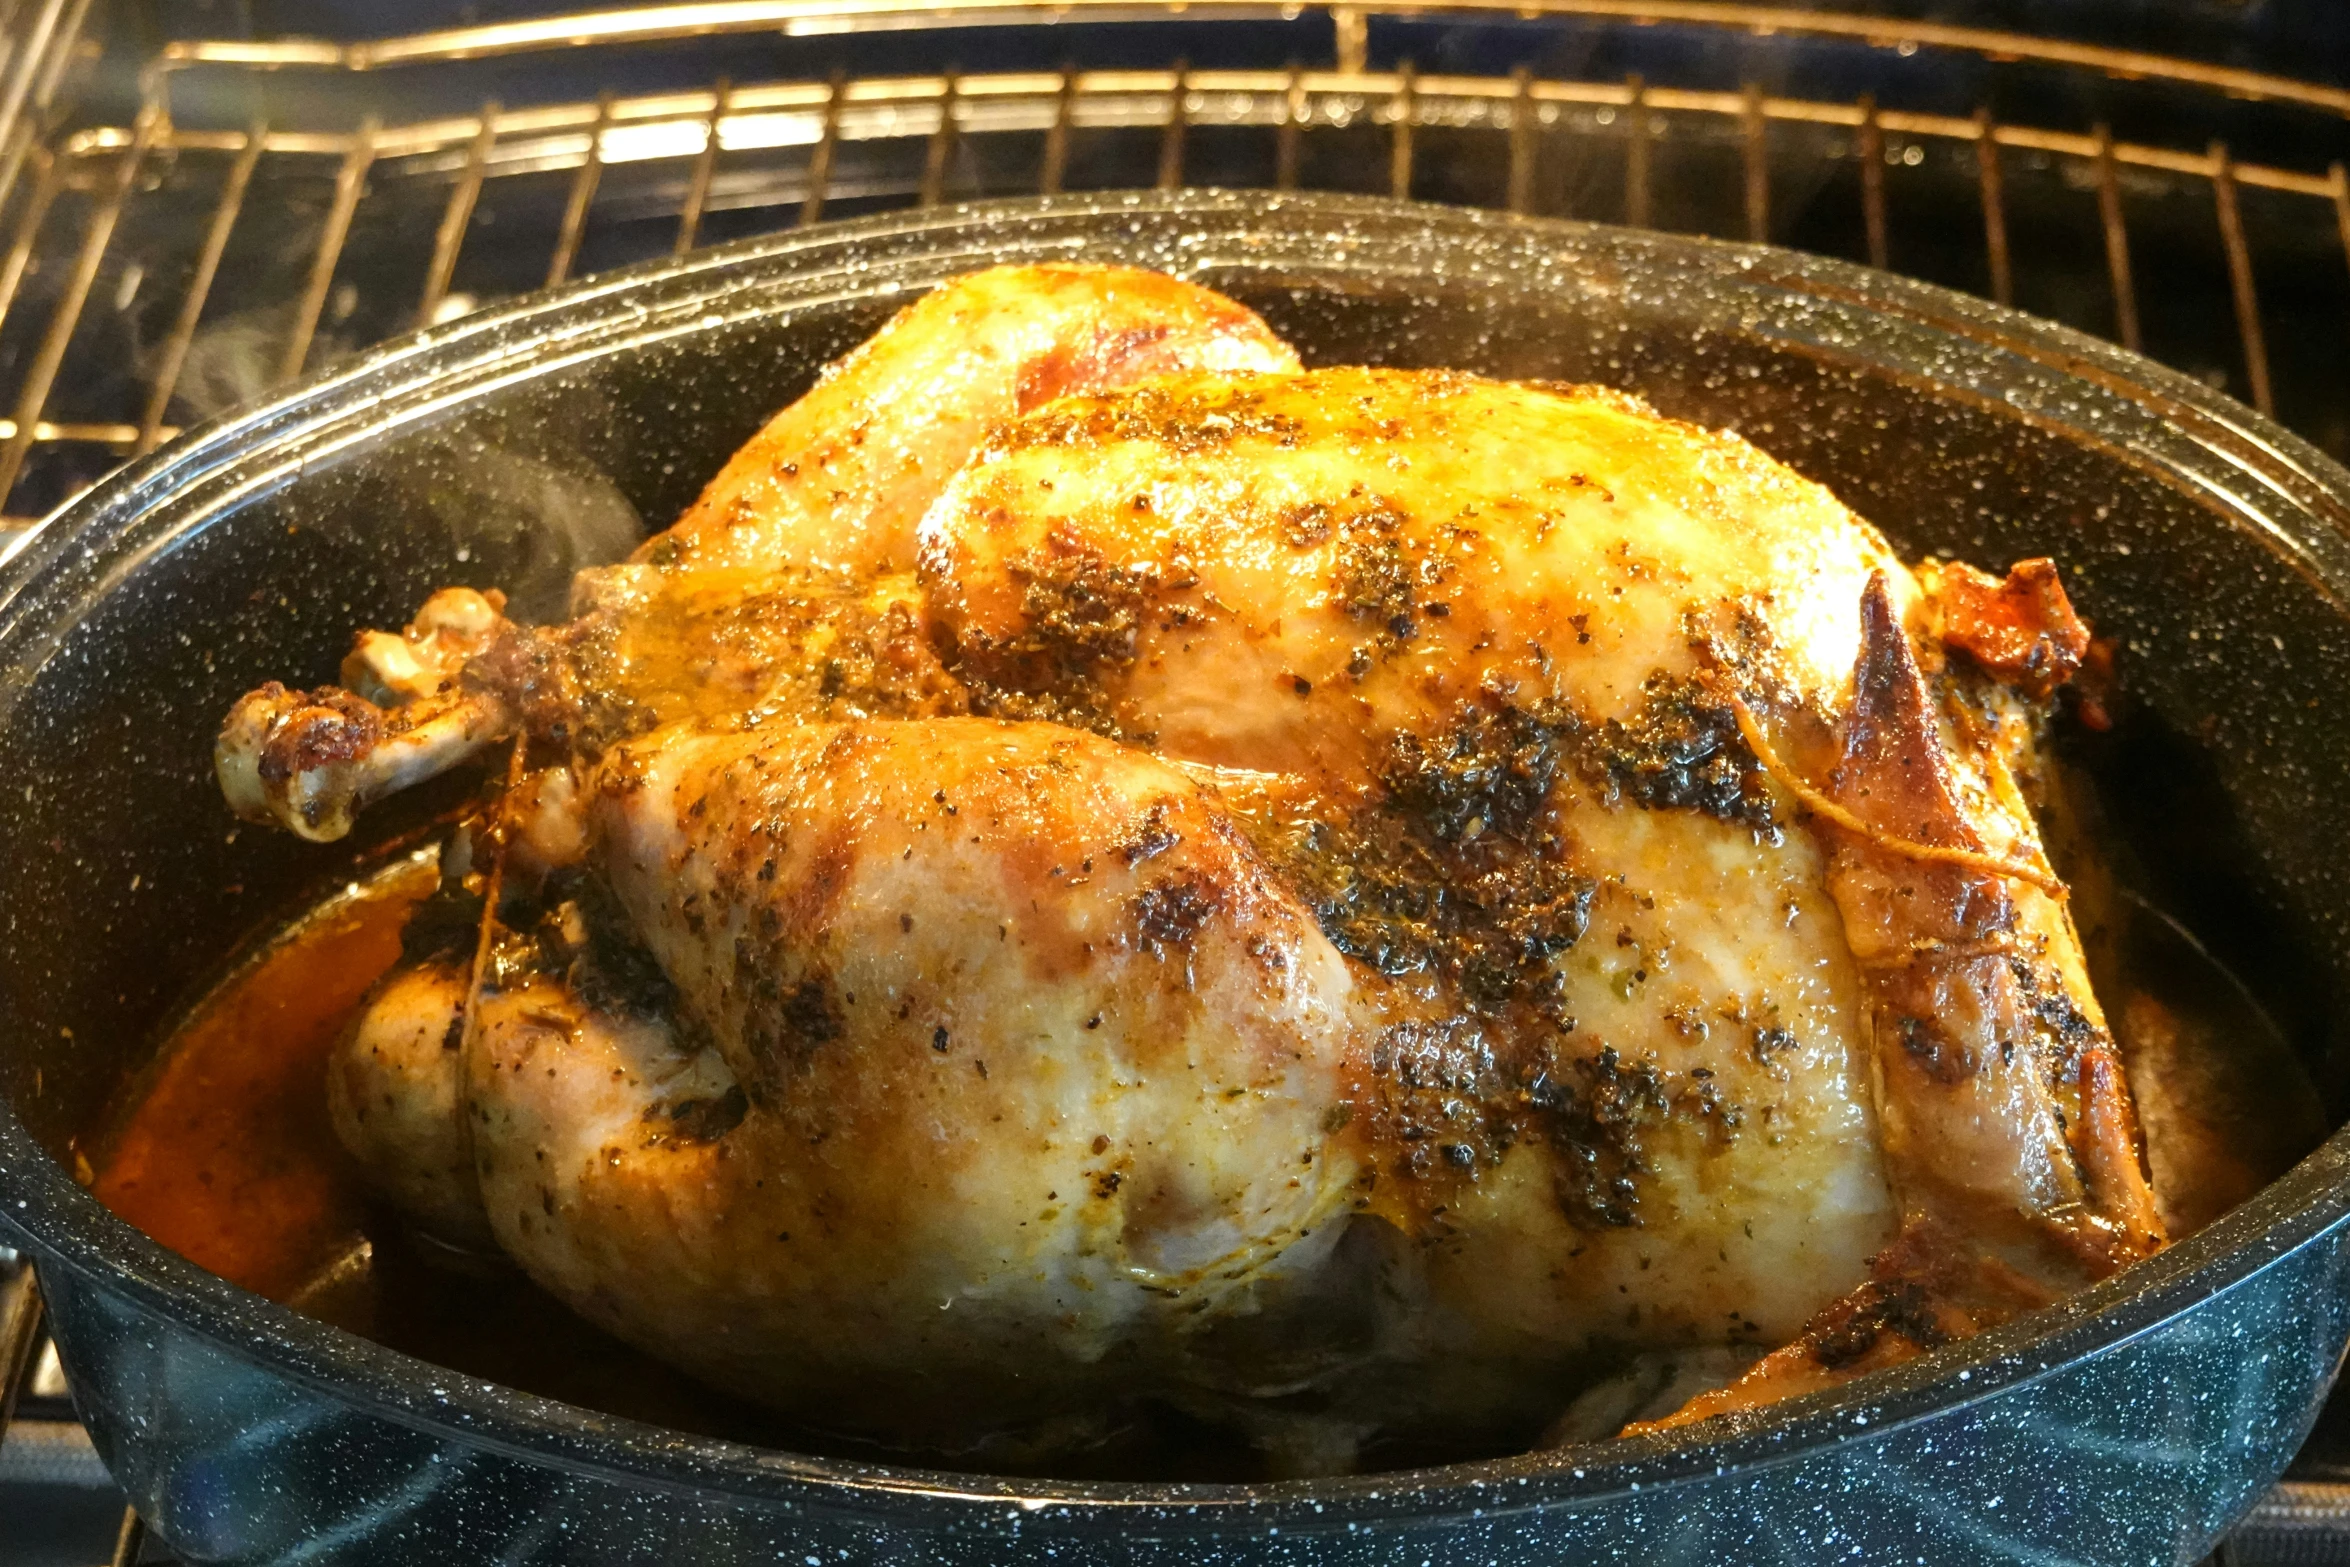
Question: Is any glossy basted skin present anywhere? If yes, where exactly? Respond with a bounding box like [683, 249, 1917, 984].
[325, 958, 492, 1251]
[468, 718, 1364, 1445]
[922, 370, 1905, 781]
[643, 263, 1300, 577]
[219, 263, 1295, 837]
[919, 367, 1913, 1377]
[240, 264, 2156, 1465]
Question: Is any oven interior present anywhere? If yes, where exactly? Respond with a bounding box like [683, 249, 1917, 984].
[3, 4, 2350, 1563]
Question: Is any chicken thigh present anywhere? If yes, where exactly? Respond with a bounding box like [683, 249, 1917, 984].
[221, 263, 2159, 1467]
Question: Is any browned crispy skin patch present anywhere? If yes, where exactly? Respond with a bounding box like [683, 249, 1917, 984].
[547, 568, 970, 753]
[941, 539, 1179, 736]
[1635, 573, 2163, 1436]
[1822, 575, 2161, 1274]
[1926, 557, 2091, 699]
[994, 371, 1311, 457]
[249, 683, 385, 785]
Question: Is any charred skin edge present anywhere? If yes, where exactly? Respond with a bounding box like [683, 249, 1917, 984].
[1627, 567, 2155, 1436]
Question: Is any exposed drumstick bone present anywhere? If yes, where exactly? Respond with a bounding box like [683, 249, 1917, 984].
[216, 587, 521, 843]
[217, 682, 515, 843]
[220, 269, 1302, 846]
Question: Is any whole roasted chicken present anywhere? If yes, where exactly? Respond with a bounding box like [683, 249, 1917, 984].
[217, 264, 2162, 1470]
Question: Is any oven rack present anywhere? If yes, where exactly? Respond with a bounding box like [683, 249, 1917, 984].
[0, 3, 2335, 528]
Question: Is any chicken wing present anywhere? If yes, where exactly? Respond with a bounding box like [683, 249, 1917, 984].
[644, 263, 1299, 577]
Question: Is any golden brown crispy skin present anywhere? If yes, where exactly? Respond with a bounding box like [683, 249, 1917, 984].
[644, 264, 1299, 577]
[920, 366, 1907, 787]
[466, 717, 1363, 1449]
[924, 366, 1926, 1402]
[1821, 576, 2160, 1275]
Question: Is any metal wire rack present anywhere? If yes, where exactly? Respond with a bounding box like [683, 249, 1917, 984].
[2, 3, 2350, 1563]
[0, 1, 2335, 527]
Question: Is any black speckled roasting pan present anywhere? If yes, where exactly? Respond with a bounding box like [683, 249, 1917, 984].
[5, 191, 2350, 1564]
